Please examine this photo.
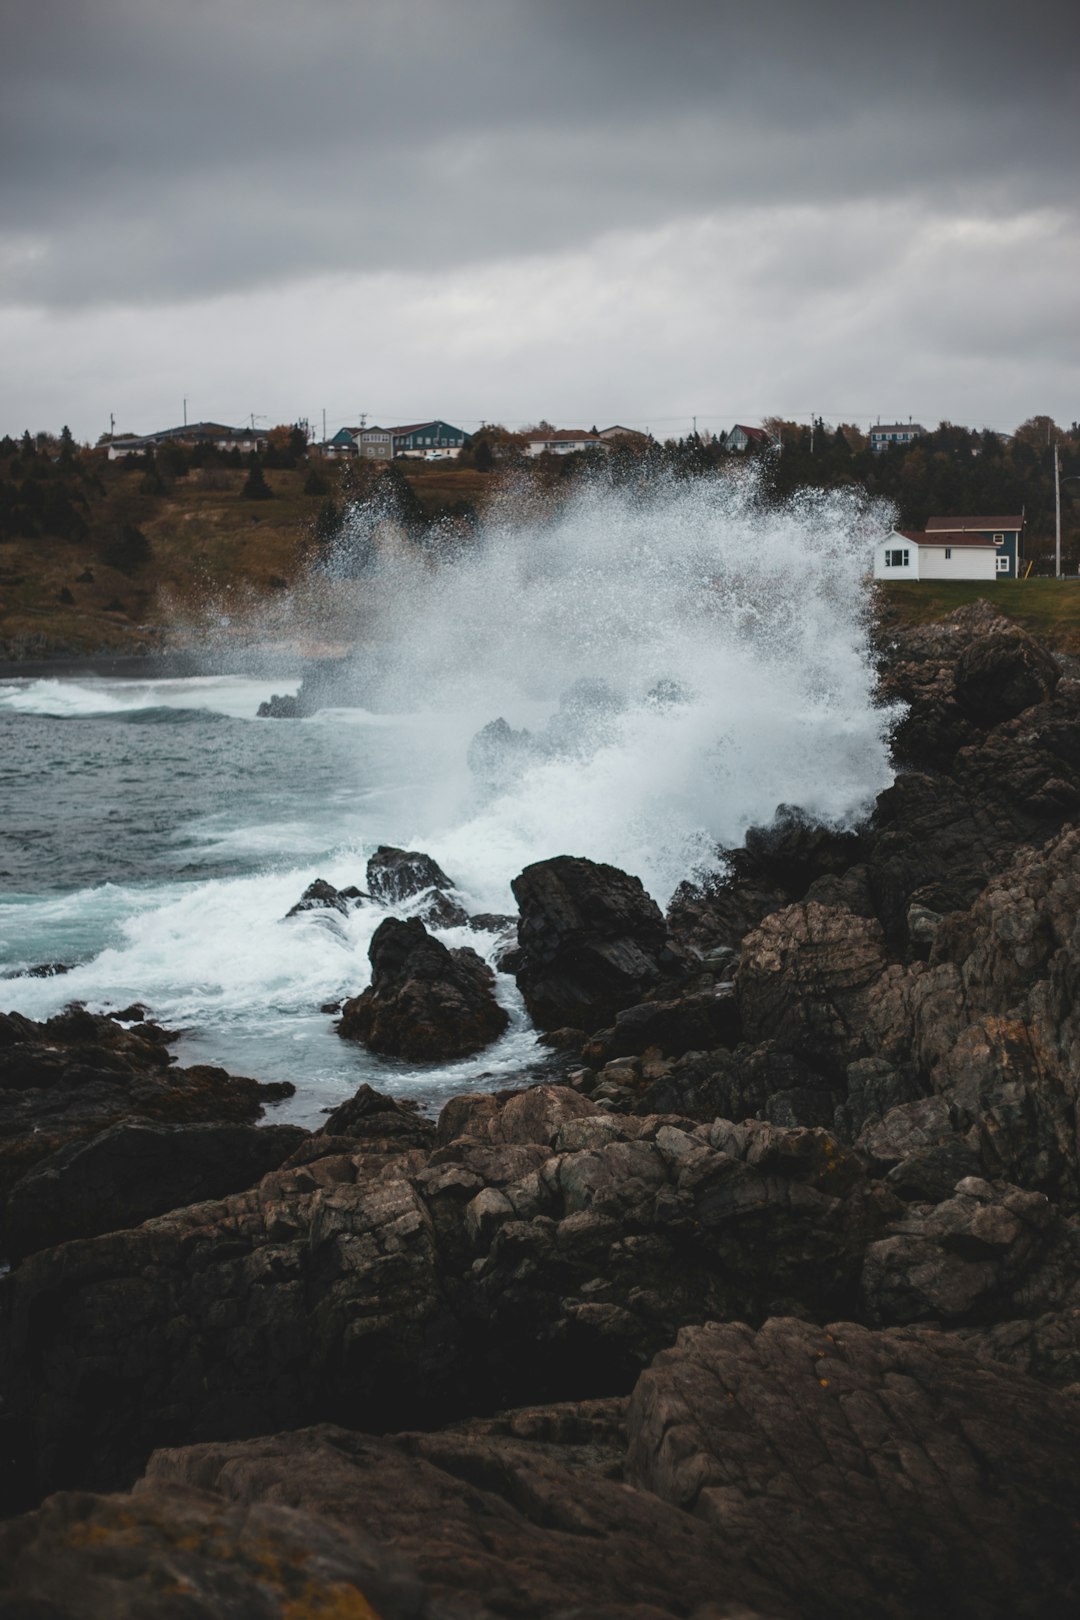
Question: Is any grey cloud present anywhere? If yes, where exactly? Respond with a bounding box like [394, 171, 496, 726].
[2, 0, 1077, 308]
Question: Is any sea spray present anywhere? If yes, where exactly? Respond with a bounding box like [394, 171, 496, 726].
[320, 466, 898, 903]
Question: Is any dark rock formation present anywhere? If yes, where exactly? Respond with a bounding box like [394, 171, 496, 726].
[338, 916, 509, 1060]
[284, 876, 355, 918]
[511, 854, 680, 1030]
[5, 1119, 307, 1261]
[0, 1006, 294, 1215]
[5, 1317, 1080, 1619]
[257, 692, 301, 718]
[366, 845, 469, 929]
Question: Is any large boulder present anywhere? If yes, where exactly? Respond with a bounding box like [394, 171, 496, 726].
[628, 1314, 1080, 1620]
[4, 1119, 307, 1261]
[511, 855, 678, 1032]
[338, 916, 509, 1060]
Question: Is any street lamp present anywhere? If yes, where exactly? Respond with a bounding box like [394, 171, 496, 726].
[1055, 444, 1080, 578]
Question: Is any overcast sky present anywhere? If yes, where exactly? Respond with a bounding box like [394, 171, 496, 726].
[2, 0, 1077, 442]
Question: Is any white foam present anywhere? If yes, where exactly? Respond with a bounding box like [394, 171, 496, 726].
[0, 674, 296, 720]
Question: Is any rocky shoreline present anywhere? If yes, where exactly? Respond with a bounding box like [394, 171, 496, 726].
[3, 599, 1080, 1617]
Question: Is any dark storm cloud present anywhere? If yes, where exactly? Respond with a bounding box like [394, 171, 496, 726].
[2, 0, 1076, 307]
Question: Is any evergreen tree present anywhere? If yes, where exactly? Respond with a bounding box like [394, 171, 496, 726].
[241, 458, 274, 500]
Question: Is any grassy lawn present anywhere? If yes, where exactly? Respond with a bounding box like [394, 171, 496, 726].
[878, 579, 1080, 653]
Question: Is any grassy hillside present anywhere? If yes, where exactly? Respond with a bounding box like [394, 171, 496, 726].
[0, 458, 494, 660]
[877, 580, 1080, 654]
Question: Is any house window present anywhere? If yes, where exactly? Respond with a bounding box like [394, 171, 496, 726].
[884, 548, 909, 568]
[945, 548, 952, 559]
[993, 533, 1004, 544]
[996, 557, 1010, 573]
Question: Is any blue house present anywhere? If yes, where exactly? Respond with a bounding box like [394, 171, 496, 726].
[871, 422, 926, 452]
[325, 426, 359, 457]
[390, 420, 470, 457]
[925, 514, 1024, 579]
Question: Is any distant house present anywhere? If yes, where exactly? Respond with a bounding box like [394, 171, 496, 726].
[723, 424, 774, 452]
[389, 421, 470, 458]
[870, 422, 926, 452]
[107, 422, 266, 460]
[325, 427, 360, 459]
[598, 425, 649, 443]
[873, 528, 999, 581]
[358, 426, 394, 460]
[925, 514, 1024, 579]
[524, 428, 608, 457]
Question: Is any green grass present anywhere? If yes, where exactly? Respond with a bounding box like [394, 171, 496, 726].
[878, 579, 1080, 652]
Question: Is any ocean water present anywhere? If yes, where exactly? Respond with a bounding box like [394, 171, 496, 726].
[0, 474, 898, 1123]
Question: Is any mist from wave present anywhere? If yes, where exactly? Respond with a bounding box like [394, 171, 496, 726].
[319, 466, 898, 903]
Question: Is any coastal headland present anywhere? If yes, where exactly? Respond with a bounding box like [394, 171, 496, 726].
[3, 597, 1080, 1616]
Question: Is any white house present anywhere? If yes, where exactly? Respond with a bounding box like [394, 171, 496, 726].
[874, 529, 998, 581]
[524, 429, 608, 457]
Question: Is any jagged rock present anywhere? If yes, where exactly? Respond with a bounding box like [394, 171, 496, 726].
[0, 1007, 293, 1212]
[952, 605, 1060, 723]
[666, 870, 789, 955]
[860, 1176, 1065, 1324]
[583, 988, 741, 1066]
[284, 876, 353, 918]
[1, 1090, 891, 1507]
[742, 803, 863, 896]
[338, 916, 509, 1060]
[628, 1314, 1080, 1620]
[512, 854, 680, 1031]
[366, 846, 454, 906]
[4, 1119, 307, 1261]
[366, 845, 469, 928]
[319, 1082, 436, 1152]
[736, 902, 890, 1076]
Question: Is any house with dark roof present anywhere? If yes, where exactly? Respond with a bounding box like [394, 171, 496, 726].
[870, 422, 926, 452]
[389, 421, 470, 458]
[874, 528, 1000, 581]
[722, 424, 775, 452]
[925, 514, 1024, 578]
[107, 422, 266, 459]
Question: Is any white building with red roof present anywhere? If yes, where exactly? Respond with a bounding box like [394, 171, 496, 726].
[874, 528, 999, 581]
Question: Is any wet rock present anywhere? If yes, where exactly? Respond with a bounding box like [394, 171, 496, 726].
[742, 803, 863, 897]
[338, 916, 509, 1060]
[256, 692, 301, 718]
[284, 876, 353, 918]
[366, 846, 454, 906]
[366, 845, 469, 928]
[0, 1008, 293, 1214]
[666, 870, 789, 955]
[512, 854, 679, 1031]
[4, 1119, 307, 1261]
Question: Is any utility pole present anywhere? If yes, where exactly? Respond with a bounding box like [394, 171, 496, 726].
[109, 412, 115, 438]
[322, 408, 327, 445]
[1056, 444, 1062, 580]
[810, 414, 815, 455]
[183, 397, 187, 427]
